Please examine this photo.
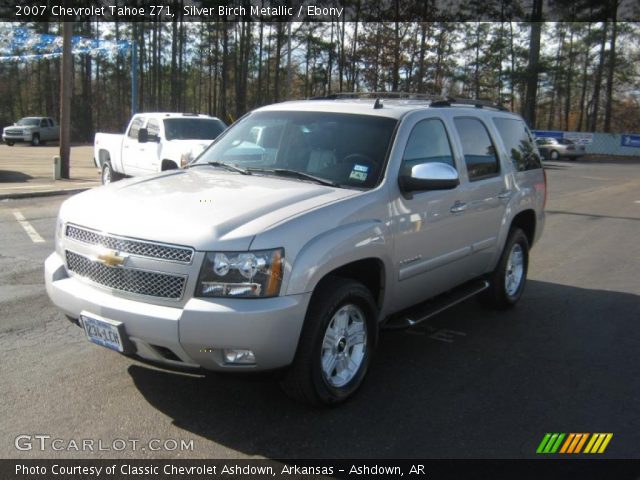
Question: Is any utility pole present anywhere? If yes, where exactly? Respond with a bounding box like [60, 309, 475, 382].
[59, 21, 73, 179]
[285, 21, 292, 99]
[131, 26, 138, 115]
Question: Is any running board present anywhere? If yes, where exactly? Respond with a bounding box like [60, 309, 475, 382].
[383, 279, 489, 330]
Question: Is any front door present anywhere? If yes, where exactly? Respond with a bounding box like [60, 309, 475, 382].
[390, 117, 478, 312]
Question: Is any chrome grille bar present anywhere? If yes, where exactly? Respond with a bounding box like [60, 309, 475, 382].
[66, 225, 193, 263]
[66, 251, 186, 299]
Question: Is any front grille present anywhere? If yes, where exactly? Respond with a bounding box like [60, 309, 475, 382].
[66, 251, 186, 299]
[66, 225, 193, 263]
[5, 129, 22, 135]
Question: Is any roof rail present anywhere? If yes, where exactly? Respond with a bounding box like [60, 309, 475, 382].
[306, 93, 509, 111]
[430, 97, 508, 111]
[308, 92, 447, 102]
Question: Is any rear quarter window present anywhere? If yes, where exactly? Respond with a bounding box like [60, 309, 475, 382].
[493, 117, 542, 171]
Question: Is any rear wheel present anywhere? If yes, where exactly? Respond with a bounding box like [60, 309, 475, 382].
[31, 134, 40, 146]
[480, 228, 529, 309]
[281, 277, 377, 406]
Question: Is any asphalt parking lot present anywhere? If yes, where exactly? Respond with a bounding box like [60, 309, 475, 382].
[0, 159, 639, 459]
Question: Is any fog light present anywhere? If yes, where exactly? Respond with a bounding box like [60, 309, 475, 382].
[223, 349, 256, 365]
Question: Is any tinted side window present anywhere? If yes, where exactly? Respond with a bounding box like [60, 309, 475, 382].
[40, 119, 47, 127]
[401, 118, 454, 174]
[147, 119, 160, 140]
[47, 119, 54, 127]
[453, 117, 499, 180]
[493, 118, 542, 171]
[127, 117, 144, 139]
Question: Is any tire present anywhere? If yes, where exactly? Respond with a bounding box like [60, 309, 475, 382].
[101, 160, 123, 185]
[280, 277, 378, 406]
[5, 141, 14, 146]
[31, 134, 40, 146]
[480, 228, 529, 310]
[549, 149, 559, 161]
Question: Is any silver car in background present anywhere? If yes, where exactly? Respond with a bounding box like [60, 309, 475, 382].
[535, 137, 586, 160]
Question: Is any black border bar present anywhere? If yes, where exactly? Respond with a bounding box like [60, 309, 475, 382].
[3, 459, 640, 480]
[1, 0, 638, 22]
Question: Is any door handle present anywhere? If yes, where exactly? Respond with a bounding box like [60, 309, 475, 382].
[498, 189, 512, 199]
[450, 201, 467, 213]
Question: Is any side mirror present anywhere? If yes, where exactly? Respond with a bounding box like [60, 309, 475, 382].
[137, 128, 149, 143]
[399, 162, 459, 193]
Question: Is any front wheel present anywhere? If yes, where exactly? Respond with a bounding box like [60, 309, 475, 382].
[31, 134, 40, 146]
[281, 277, 377, 406]
[101, 160, 123, 185]
[5, 141, 14, 146]
[549, 149, 560, 161]
[480, 228, 529, 310]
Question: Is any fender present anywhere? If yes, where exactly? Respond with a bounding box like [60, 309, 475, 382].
[285, 219, 393, 305]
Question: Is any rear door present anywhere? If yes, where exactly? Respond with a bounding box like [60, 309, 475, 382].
[47, 119, 59, 140]
[450, 116, 509, 276]
[39, 118, 52, 141]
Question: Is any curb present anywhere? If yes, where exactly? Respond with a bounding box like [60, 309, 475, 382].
[0, 187, 94, 201]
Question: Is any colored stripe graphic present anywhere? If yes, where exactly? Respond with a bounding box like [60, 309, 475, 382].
[538, 433, 613, 454]
[537, 433, 565, 454]
[584, 433, 613, 454]
[536, 434, 552, 454]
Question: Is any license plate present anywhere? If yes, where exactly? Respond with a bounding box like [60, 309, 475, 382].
[81, 313, 125, 353]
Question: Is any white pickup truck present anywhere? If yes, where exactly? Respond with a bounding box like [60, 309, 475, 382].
[94, 112, 226, 184]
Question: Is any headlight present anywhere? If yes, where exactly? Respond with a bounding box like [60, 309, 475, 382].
[196, 248, 284, 298]
[55, 216, 64, 256]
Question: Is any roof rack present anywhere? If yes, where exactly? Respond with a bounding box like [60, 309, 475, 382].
[307, 92, 509, 111]
[430, 97, 508, 111]
[309, 92, 446, 101]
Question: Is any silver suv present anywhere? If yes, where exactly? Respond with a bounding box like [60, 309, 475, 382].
[45, 96, 546, 406]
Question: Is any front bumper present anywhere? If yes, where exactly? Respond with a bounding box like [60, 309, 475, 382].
[3, 133, 32, 143]
[45, 252, 311, 371]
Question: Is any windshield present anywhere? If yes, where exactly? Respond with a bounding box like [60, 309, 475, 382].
[17, 118, 40, 126]
[163, 118, 226, 141]
[195, 111, 397, 189]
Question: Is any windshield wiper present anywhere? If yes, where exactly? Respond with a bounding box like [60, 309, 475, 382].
[247, 168, 339, 187]
[189, 161, 250, 175]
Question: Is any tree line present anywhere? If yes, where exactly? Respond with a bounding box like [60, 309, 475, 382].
[1, 17, 638, 142]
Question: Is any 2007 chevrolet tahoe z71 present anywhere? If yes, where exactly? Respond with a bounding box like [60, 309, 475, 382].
[45, 96, 546, 406]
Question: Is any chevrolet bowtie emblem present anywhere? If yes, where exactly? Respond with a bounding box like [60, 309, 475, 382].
[95, 249, 127, 267]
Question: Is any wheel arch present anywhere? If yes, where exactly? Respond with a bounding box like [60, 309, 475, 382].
[161, 159, 179, 171]
[510, 209, 536, 247]
[98, 149, 111, 167]
[313, 258, 386, 311]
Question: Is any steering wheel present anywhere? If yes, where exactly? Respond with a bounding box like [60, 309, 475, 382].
[342, 153, 374, 165]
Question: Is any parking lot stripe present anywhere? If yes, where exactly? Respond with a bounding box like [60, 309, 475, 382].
[12, 210, 45, 243]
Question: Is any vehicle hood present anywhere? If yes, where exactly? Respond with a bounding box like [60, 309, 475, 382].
[4, 125, 35, 131]
[60, 168, 359, 250]
[163, 139, 213, 157]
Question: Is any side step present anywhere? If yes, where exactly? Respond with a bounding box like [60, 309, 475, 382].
[383, 279, 489, 330]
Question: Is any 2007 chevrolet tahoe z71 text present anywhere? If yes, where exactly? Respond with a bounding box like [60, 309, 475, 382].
[45, 96, 546, 406]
